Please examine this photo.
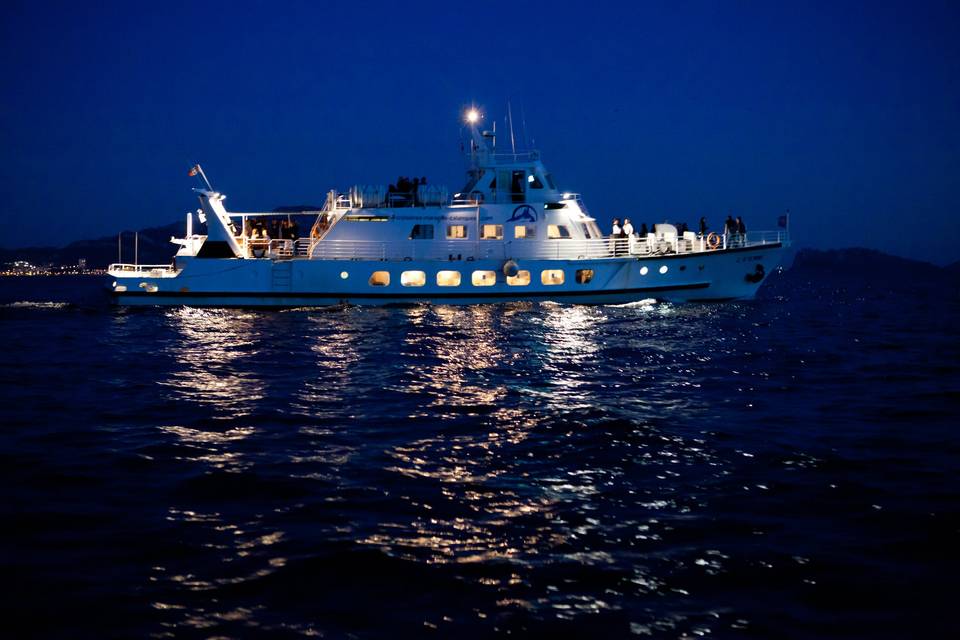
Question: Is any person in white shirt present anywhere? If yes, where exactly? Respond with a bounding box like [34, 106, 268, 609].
[611, 218, 621, 237]
[622, 218, 634, 236]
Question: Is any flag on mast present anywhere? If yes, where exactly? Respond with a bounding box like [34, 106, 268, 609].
[778, 212, 790, 228]
[188, 164, 200, 177]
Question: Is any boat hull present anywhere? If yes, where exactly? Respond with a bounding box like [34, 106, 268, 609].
[108, 243, 784, 307]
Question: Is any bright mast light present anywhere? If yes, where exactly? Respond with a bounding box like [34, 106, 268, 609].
[465, 108, 480, 124]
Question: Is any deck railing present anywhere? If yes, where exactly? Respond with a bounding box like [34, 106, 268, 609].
[304, 231, 788, 262]
[107, 263, 179, 277]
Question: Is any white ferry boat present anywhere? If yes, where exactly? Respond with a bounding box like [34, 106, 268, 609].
[108, 108, 788, 306]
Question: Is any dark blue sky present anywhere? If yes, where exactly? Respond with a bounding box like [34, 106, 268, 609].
[2, 1, 958, 262]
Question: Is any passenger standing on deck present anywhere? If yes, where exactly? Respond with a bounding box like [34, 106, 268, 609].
[699, 216, 707, 236]
[724, 215, 736, 238]
[611, 218, 621, 237]
[639, 222, 648, 237]
[736, 216, 746, 235]
[622, 218, 634, 237]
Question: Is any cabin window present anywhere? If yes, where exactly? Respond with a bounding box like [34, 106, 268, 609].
[541, 269, 565, 285]
[507, 270, 531, 286]
[401, 270, 426, 287]
[447, 224, 468, 239]
[409, 224, 434, 240]
[510, 171, 525, 202]
[545, 173, 557, 190]
[580, 223, 593, 239]
[436, 270, 461, 286]
[472, 270, 496, 286]
[547, 224, 571, 239]
[527, 173, 544, 189]
[369, 271, 390, 286]
[481, 224, 503, 240]
[514, 225, 535, 239]
[576, 269, 594, 284]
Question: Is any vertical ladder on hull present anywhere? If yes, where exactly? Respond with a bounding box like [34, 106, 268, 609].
[271, 260, 293, 291]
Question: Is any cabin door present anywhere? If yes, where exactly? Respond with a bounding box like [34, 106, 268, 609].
[494, 170, 526, 203]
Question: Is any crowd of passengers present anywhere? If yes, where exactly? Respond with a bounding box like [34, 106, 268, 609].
[609, 215, 748, 255]
[388, 176, 429, 206]
[244, 218, 301, 241]
[611, 215, 747, 240]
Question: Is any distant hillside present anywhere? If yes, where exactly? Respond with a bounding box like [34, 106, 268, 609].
[790, 248, 949, 280]
[0, 222, 183, 268]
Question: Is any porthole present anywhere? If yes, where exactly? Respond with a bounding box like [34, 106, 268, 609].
[640, 266, 649, 276]
[369, 271, 390, 286]
[507, 270, 531, 286]
[659, 265, 668, 274]
[575, 269, 594, 284]
[541, 269, 565, 285]
[436, 270, 461, 286]
[471, 270, 496, 286]
[340, 271, 349, 279]
[400, 270, 426, 287]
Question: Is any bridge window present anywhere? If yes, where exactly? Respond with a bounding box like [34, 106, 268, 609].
[545, 173, 557, 190]
[580, 223, 593, 239]
[547, 224, 571, 239]
[576, 269, 594, 284]
[481, 224, 503, 240]
[436, 270, 461, 286]
[541, 269, 565, 285]
[527, 173, 544, 189]
[409, 224, 434, 239]
[507, 270, 531, 286]
[400, 270, 426, 287]
[472, 270, 496, 286]
[514, 225, 535, 239]
[447, 224, 468, 239]
[369, 271, 390, 286]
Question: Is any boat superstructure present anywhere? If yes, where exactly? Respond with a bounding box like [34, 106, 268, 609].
[107, 108, 789, 306]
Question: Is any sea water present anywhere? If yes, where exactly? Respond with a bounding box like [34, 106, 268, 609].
[1, 270, 958, 638]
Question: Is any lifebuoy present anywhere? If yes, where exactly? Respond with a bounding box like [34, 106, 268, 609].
[706, 232, 721, 250]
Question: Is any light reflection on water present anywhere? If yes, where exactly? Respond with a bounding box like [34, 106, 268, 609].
[91, 297, 837, 636]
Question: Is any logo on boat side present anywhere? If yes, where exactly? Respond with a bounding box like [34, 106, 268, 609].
[507, 205, 538, 223]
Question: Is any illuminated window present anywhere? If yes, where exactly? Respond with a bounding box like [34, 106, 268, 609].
[369, 271, 390, 286]
[514, 225, 535, 239]
[436, 270, 461, 286]
[547, 224, 571, 239]
[659, 265, 668, 274]
[527, 173, 544, 189]
[481, 224, 503, 240]
[409, 224, 434, 239]
[447, 225, 468, 239]
[472, 270, 496, 286]
[400, 270, 426, 287]
[541, 269, 565, 285]
[507, 270, 531, 286]
[640, 266, 649, 276]
[575, 269, 594, 284]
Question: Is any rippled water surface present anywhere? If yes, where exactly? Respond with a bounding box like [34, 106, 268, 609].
[1, 272, 958, 638]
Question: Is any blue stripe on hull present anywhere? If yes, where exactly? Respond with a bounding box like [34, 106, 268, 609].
[110, 282, 712, 307]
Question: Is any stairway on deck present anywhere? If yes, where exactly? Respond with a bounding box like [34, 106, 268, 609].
[271, 260, 293, 291]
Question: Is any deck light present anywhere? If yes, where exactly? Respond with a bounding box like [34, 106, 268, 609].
[465, 108, 480, 124]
